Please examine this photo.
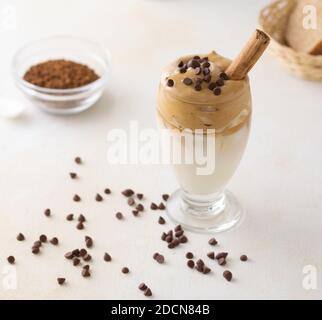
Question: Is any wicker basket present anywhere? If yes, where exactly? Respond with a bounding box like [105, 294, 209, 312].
[259, 0, 322, 81]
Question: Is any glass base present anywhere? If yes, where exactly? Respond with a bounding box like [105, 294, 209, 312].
[166, 189, 243, 233]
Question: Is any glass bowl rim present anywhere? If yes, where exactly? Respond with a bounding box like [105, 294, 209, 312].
[11, 35, 111, 95]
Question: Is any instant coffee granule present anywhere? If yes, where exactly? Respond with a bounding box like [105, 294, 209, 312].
[23, 59, 99, 89]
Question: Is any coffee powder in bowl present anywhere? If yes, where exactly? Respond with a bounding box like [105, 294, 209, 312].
[23, 59, 100, 90]
[12, 36, 111, 115]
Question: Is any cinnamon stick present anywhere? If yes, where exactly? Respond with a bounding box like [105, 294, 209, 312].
[225, 29, 270, 80]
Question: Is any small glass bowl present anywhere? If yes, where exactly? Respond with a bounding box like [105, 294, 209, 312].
[11, 35, 111, 115]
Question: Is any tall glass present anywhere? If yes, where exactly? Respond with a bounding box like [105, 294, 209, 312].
[157, 52, 252, 233]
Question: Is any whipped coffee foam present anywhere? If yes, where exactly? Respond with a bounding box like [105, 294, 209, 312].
[157, 51, 252, 134]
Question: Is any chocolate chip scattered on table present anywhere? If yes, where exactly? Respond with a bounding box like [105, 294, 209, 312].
[16, 233, 25, 241]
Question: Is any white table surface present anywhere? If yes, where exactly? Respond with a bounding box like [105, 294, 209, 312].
[0, 0, 321, 300]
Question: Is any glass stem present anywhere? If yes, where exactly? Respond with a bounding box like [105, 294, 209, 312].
[181, 189, 226, 217]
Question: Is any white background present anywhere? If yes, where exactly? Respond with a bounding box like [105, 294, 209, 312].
[0, 0, 321, 299]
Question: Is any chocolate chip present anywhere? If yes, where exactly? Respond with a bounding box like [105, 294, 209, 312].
[84, 236, 91, 242]
[196, 264, 204, 273]
[95, 193, 103, 202]
[195, 77, 203, 84]
[83, 254, 92, 262]
[64, 252, 73, 260]
[76, 222, 84, 230]
[188, 59, 200, 69]
[44, 208, 51, 217]
[75, 157, 82, 164]
[165, 235, 173, 243]
[104, 188, 111, 194]
[139, 283, 147, 291]
[240, 254, 248, 261]
[215, 252, 228, 260]
[17, 233, 25, 241]
[161, 232, 167, 241]
[203, 68, 210, 75]
[195, 83, 202, 91]
[69, 172, 77, 179]
[33, 240, 42, 248]
[127, 197, 135, 206]
[183, 78, 193, 85]
[158, 216, 165, 225]
[32, 247, 40, 254]
[174, 225, 182, 232]
[208, 238, 218, 246]
[216, 78, 225, 87]
[150, 202, 158, 210]
[116, 212, 123, 220]
[162, 194, 169, 201]
[166, 79, 174, 87]
[204, 74, 212, 83]
[136, 193, 144, 200]
[122, 267, 129, 274]
[186, 252, 193, 259]
[57, 278, 65, 285]
[136, 204, 144, 212]
[167, 241, 176, 249]
[218, 258, 226, 266]
[122, 189, 134, 197]
[220, 72, 229, 80]
[196, 259, 205, 267]
[203, 266, 211, 274]
[132, 210, 139, 217]
[73, 257, 81, 266]
[202, 61, 210, 68]
[39, 234, 47, 243]
[80, 248, 87, 257]
[50, 237, 59, 245]
[168, 239, 179, 249]
[85, 236, 93, 248]
[180, 236, 188, 244]
[104, 253, 112, 262]
[193, 55, 201, 60]
[72, 249, 80, 257]
[73, 194, 81, 202]
[153, 253, 165, 264]
[83, 264, 90, 270]
[175, 230, 184, 238]
[156, 255, 165, 264]
[213, 87, 222, 96]
[7, 256, 15, 264]
[207, 252, 215, 260]
[158, 202, 166, 210]
[187, 260, 195, 269]
[66, 214, 74, 221]
[78, 214, 86, 222]
[81, 269, 91, 277]
[208, 82, 216, 90]
[144, 288, 152, 297]
[178, 61, 184, 68]
[223, 270, 233, 282]
[180, 236, 188, 243]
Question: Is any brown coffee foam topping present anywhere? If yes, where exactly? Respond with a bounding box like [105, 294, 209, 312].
[157, 52, 252, 133]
